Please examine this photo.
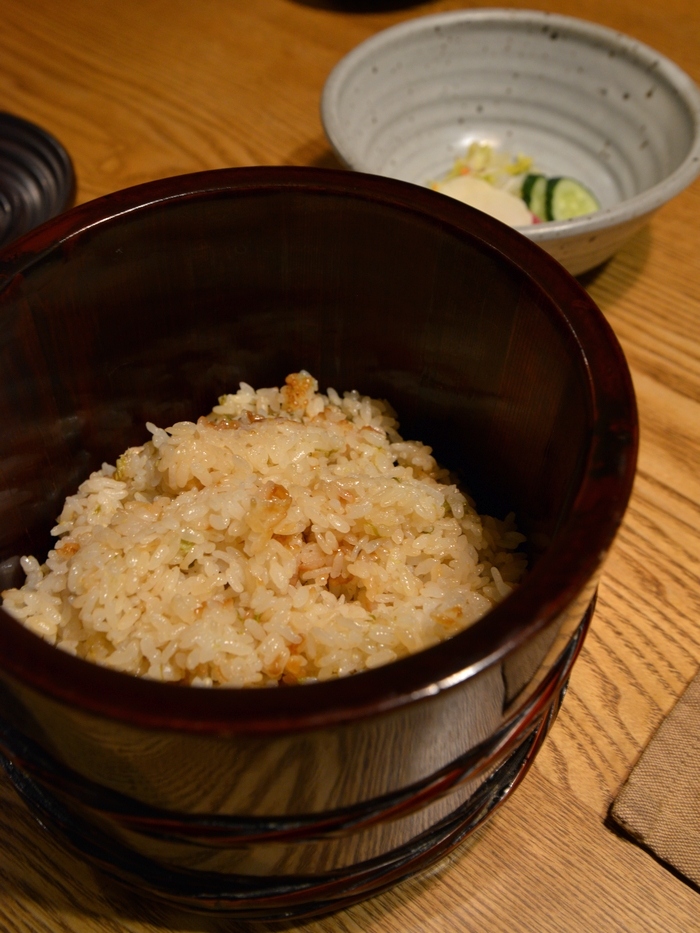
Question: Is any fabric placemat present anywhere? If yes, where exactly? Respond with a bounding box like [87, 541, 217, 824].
[611, 671, 700, 886]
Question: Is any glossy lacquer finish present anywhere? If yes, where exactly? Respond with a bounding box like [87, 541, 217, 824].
[0, 168, 637, 918]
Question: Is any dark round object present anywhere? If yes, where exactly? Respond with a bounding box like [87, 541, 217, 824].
[0, 112, 75, 247]
[0, 167, 637, 919]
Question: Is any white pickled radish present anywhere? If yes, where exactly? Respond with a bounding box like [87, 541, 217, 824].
[435, 174, 534, 227]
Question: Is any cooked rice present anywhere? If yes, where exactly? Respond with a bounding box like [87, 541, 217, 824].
[1, 372, 526, 687]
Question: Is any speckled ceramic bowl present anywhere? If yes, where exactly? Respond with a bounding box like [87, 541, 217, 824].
[322, 9, 700, 275]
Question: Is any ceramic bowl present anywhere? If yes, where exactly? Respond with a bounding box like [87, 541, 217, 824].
[0, 167, 637, 919]
[321, 9, 700, 275]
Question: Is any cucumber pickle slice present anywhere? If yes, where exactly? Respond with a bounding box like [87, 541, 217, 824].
[545, 177, 600, 221]
[521, 173, 547, 221]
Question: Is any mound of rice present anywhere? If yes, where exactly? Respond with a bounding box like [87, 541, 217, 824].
[1, 372, 526, 687]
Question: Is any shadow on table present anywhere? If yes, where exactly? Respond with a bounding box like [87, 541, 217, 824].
[284, 138, 347, 172]
[575, 224, 652, 307]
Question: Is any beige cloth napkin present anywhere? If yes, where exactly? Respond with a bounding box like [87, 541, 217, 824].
[611, 672, 700, 886]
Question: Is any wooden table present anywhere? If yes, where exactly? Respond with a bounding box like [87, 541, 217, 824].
[1, 0, 699, 930]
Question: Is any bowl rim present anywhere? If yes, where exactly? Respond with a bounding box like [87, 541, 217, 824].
[0, 166, 638, 733]
[321, 8, 700, 242]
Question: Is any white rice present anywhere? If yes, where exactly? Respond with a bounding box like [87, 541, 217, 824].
[1, 372, 526, 687]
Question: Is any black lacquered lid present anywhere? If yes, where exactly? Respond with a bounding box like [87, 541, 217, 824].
[0, 112, 75, 247]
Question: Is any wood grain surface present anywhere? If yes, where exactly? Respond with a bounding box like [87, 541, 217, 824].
[1, 0, 699, 930]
